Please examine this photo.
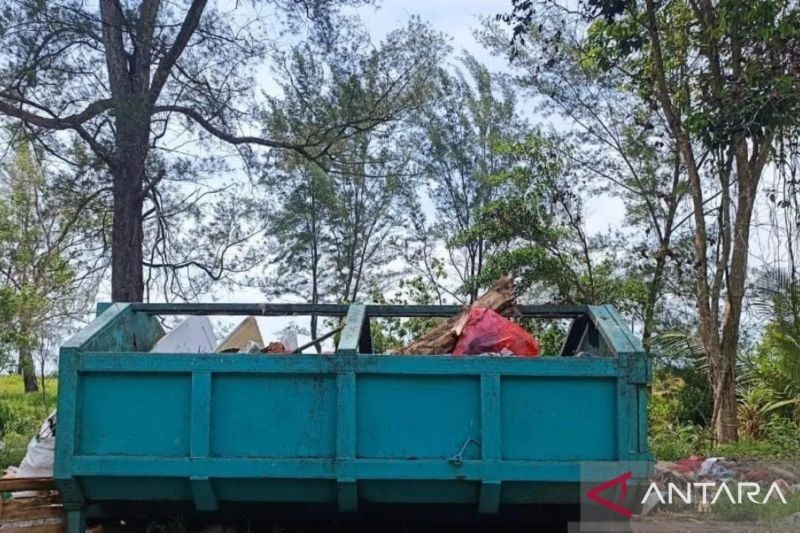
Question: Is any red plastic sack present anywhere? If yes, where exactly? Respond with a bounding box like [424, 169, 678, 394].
[452, 308, 540, 357]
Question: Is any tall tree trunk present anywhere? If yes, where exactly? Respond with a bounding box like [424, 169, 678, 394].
[111, 161, 146, 302]
[101, 0, 154, 303]
[109, 99, 150, 302]
[710, 342, 739, 441]
[643, 0, 740, 442]
[19, 311, 38, 392]
[19, 345, 38, 393]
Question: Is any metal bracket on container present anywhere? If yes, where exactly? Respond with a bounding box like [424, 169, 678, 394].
[449, 438, 481, 466]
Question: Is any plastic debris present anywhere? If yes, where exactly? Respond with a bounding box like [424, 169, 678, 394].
[672, 455, 704, 474]
[452, 308, 540, 357]
[640, 487, 664, 516]
[698, 457, 733, 479]
[646, 458, 800, 517]
[13, 411, 57, 497]
[279, 331, 298, 352]
[151, 316, 216, 353]
[400, 277, 516, 355]
[238, 341, 262, 353]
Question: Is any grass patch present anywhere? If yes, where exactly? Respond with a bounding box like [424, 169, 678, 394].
[649, 420, 800, 461]
[710, 489, 800, 522]
[0, 374, 58, 471]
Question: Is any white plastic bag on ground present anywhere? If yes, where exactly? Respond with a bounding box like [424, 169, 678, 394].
[14, 411, 56, 497]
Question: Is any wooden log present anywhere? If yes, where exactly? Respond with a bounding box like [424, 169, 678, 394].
[398, 276, 517, 355]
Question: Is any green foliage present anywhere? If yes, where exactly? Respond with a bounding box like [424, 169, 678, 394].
[262, 18, 446, 311]
[0, 287, 23, 370]
[714, 418, 800, 460]
[0, 375, 57, 470]
[461, 135, 649, 316]
[648, 418, 800, 461]
[649, 423, 712, 461]
[0, 140, 102, 388]
[524, 319, 567, 356]
[650, 366, 713, 429]
[579, 0, 800, 149]
[414, 54, 527, 301]
[368, 276, 446, 353]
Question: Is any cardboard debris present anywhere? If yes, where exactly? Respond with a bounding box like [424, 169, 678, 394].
[216, 316, 263, 352]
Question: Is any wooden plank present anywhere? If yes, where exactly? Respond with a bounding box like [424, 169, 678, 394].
[0, 478, 56, 492]
[3, 522, 66, 533]
[1, 501, 63, 522]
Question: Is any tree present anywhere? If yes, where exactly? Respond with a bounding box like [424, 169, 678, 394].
[0, 0, 400, 303]
[502, 0, 800, 442]
[479, 16, 693, 349]
[0, 139, 105, 391]
[260, 19, 445, 344]
[415, 55, 528, 302]
[464, 135, 646, 312]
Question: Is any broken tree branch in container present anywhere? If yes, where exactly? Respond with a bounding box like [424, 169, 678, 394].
[398, 276, 517, 355]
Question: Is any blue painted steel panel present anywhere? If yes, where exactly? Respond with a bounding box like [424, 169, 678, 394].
[356, 375, 480, 460]
[501, 377, 617, 461]
[78, 373, 191, 456]
[211, 374, 337, 458]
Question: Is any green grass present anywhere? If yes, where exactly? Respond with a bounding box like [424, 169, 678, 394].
[711, 489, 800, 522]
[649, 420, 800, 461]
[0, 374, 58, 471]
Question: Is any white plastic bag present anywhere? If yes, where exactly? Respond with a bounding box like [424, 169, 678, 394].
[14, 411, 56, 496]
[279, 331, 298, 352]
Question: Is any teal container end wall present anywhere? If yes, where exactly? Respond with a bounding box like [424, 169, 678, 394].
[54, 303, 651, 521]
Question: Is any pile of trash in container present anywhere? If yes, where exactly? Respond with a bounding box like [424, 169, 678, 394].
[150, 276, 541, 357]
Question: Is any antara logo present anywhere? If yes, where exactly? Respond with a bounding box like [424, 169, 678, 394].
[641, 481, 788, 506]
[586, 470, 789, 519]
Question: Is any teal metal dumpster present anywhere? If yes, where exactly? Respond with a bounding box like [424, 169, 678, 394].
[55, 303, 651, 531]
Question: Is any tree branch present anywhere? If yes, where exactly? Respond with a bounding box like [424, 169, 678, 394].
[154, 103, 317, 159]
[148, 0, 209, 105]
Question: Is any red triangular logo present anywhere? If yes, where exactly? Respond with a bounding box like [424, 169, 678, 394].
[586, 470, 632, 518]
